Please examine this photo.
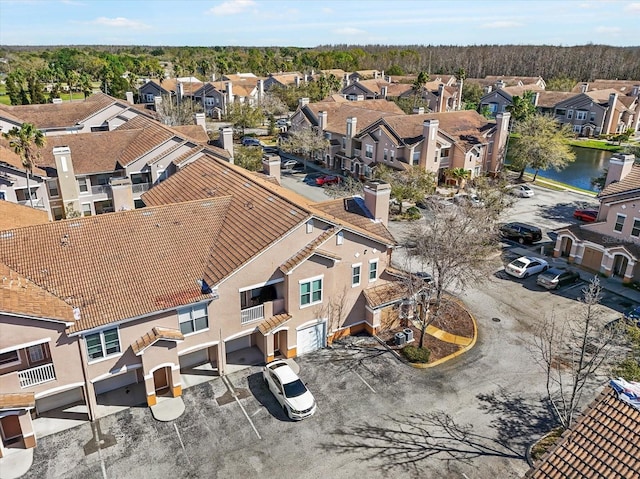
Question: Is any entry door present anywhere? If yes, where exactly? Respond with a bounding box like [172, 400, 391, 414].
[0, 415, 22, 444]
[273, 332, 281, 354]
[153, 368, 169, 394]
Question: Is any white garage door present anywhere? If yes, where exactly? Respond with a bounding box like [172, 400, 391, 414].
[225, 335, 252, 354]
[36, 387, 84, 413]
[94, 370, 138, 395]
[179, 348, 210, 369]
[297, 323, 326, 355]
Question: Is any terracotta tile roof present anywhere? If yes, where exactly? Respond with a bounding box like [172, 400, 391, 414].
[362, 280, 409, 309]
[586, 88, 622, 104]
[600, 164, 640, 196]
[572, 80, 640, 95]
[0, 202, 49, 230]
[501, 84, 545, 97]
[0, 142, 49, 177]
[131, 326, 184, 355]
[385, 83, 413, 97]
[313, 197, 395, 244]
[114, 116, 175, 166]
[305, 100, 404, 135]
[172, 125, 210, 143]
[320, 69, 347, 78]
[353, 79, 391, 94]
[536, 91, 575, 108]
[257, 313, 292, 334]
[555, 224, 640, 259]
[268, 72, 303, 85]
[280, 227, 340, 275]
[0, 392, 35, 410]
[525, 386, 640, 479]
[0, 93, 120, 130]
[0, 262, 74, 323]
[0, 198, 233, 333]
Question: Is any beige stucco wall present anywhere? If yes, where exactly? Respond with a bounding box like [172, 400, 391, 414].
[584, 199, 640, 244]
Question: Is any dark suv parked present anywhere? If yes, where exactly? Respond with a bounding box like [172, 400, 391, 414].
[499, 222, 542, 244]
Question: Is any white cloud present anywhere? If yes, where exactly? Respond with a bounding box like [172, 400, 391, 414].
[481, 20, 523, 29]
[595, 26, 622, 33]
[625, 2, 640, 12]
[89, 17, 150, 29]
[333, 27, 366, 35]
[208, 0, 256, 16]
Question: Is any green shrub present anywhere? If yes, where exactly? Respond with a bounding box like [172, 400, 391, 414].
[402, 345, 430, 363]
[403, 206, 422, 220]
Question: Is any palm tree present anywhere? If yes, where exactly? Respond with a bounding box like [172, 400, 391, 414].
[447, 168, 471, 192]
[2, 123, 46, 208]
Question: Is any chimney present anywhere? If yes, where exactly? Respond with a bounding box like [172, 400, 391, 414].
[412, 107, 425, 115]
[346, 117, 357, 156]
[125, 91, 134, 104]
[490, 112, 511, 174]
[420, 120, 439, 170]
[363, 180, 391, 226]
[581, 83, 589, 93]
[154, 95, 162, 111]
[211, 73, 216, 82]
[178, 82, 184, 100]
[262, 154, 281, 180]
[496, 80, 505, 89]
[532, 91, 540, 107]
[437, 84, 446, 112]
[374, 71, 378, 79]
[194, 112, 206, 131]
[604, 153, 635, 187]
[603, 93, 619, 134]
[632, 85, 640, 97]
[109, 177, 134, 212]
[318, 111, 328, 132]
[226, 81, 233, 102]
[219, 127, 234, 161]
[53, 146, 81, 215]
[295, 75, 301, 88]
[344, 73, 350, 87]
[258, 79, 264, 103]
[381, 70, 385, 80]
[457, 78, 464, 111]
[484, 85, 493, 94]
[299, 97, 309, 108]
[381, 86, 388, 99]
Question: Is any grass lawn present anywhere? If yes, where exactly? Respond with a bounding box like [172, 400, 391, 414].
[523, 173, 598, 196]
[568, 139, 623, 152]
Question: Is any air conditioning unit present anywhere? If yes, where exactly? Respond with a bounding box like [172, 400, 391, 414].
[404, 328, 414, 342]
[395, 332, 406, 347]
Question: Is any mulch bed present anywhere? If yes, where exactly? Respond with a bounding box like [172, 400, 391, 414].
[429, 298, 475, 338]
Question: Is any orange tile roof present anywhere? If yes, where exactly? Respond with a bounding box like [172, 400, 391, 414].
[172, 125, 210, 143]
[0, 198, 233, 333]
[257, 313, 292, 334]
[536, 91, 575, 108]
[526, 386, 640, 479]
[600, 164, 640, 196]
[0, 262, 74, 323]
[114, 116, 175, 166]
[0, 202, 49, 230]
[0, 93, 120, 130]
[0, 392, 35, 410]
[362, 280, 409, 309]
[305, 100, 404, 135]
[131, 326, 184, 355]
[280, 227, 340, 275]
[0, 142, 49, 177]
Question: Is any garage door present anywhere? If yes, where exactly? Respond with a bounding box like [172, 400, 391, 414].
[581, 247, 603, 271]
[36, 387, 84, 413]
[225, 335, 252, 354]
[179, 348, 210, 369]
[93, 370, 138, 395]
[297, 323, 326, 355]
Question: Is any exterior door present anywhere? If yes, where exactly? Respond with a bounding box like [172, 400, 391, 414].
[153, 368, 169, 394]
[0, 415, 22, 444]
[273, 332, 281, 354]
[613, 255, 628, 277]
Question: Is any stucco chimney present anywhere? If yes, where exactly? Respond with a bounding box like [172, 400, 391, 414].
[381, 70, 385, 80]
[603, 93, 619, 135]
[154, 95, 162, 110]
[345, 117, 357, 156]
[437, 84, 446, 112]
[374, 71, 378, 79]
[258, 79, 264, 103]
[363, 180, 391, 226]
[344, 73, 350, 87]
[211, 73, 216, 82]
[110, 177, 134, 212]
[457, 78, 464, 111]
[380, 86, 388, 99]
[604, 153, 636, 187]
[194, 112, 206, 131]
[532, 91, 540, 107]
[412, 107, 425, 115]
[53, 146, 80, 215]
[262, 155, 281, 180]
[581, 83, 589, 93]
[295, 76, 301, 88]
[633, 85, 640, 97]
[178, 82, 184, 100]
[490, 112, 511, 174]
[226, 81, 233, 102]
[318, 111, 328, 132]
[125, 91, 134, 104]
[496, 80, 505, 89]
[299, 97, 309, 108]
[219, 127, 234, 161]
[420, 120, 439, 170]
[484, 85, 492, 94]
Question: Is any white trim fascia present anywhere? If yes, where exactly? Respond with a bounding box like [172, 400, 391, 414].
[296, 318, 327, 331]
[134, 336, 185, 356]
[0, 337, 51, 355]
[223, 329, 256, 343]
[0, 312, 73, 326]
[239, 277, 284, 293]
[34, 382, 85, 399]
[271, 326, 290, 334]
[179, 340, 219, 356]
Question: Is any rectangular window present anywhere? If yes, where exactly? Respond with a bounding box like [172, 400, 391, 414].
[0, 350, 20, 367]
[27, 344, 44, 363]
[573, 125, 581, 133]
[336, 231, 344, 245]
[306, 220, 314, 234]
[178, 304, 209, 335]
[412, 149, 421, 166]
[82, 203, 92, 216]
[365, 144, 373, 159]
[383, 149, 388, 161]
[369, 259, 378, 282]
[555, 108, 566, 117]
[78, 177, 88, 193]
[576, 110, 587, 120]
[589, 111, 596, 122]
[390, 150, 395, 162]
[342, 137, 346, 149]
[614, 214, 626, 232]
[300, 277, 323, 307]
[567, 109, 573, 119]
[52, 207, 64, 221]
[352, 264, 361, 287]
[85, 327, 121, 361]
[632, 219, 640, 237]
[47, 180, 59, 198]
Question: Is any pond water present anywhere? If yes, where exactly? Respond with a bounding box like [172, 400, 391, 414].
[507, 146, 613, 192]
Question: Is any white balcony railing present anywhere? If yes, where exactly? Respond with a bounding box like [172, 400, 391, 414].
[18, 363, 56, 388]
[132, 182, 150, 194]
[240, 304, 265, 325]
[91, 185, 110, 195]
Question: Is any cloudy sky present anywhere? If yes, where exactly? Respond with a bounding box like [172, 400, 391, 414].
[1, 0, 639, 46]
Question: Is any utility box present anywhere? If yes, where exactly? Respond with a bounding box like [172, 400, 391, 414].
[394, 332, 407, 347]
[404, 328, 414, 342]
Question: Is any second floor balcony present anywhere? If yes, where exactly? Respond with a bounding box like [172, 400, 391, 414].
[18, 362, 56, 388]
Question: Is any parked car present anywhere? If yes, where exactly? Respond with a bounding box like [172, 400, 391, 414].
[453, 193, 484, 207]
[505, 256, 549, 278]
[573, 209, 598, 222]
[508, 184, 535, 198]
[276, 118, 291, 127]
[281, 159, 300, 170]
[417, 196, 454, 210]
[263, 360, 317, 420]
[623, 306, 640, 327]
[499, 222, 543, 244]
[536, 268, 581, 290]
[263, 146, 279, 155]
[315, 175, 340, 186]
[241, 136, 262, 147]
[415, 271, 433, 283]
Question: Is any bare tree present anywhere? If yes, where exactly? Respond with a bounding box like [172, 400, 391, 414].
[155, 94, 203, 126]
[279, 124, 329, 170]
[323, 176, 364, 199]
[530, 278, 620, 429]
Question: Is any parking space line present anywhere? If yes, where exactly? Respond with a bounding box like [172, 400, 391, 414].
[222, 375, 262, 440]
[351, 369, 376, 393]
[173, 423, 192, 467]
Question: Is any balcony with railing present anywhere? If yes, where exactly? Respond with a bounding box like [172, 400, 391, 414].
[17, 198, 46, 209]
[18, 363, 56, 388]
[91, 184, 110, 195]
[241, 304, 264, 325]
[132, 182, 150, 194]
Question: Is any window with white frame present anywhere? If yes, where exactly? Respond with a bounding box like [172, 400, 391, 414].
[567, 109, 573, 119]
[300, 277, 322, 307]
[573, 125, 581, 133]
[78, 177, 89, 193]
[365, 144, 373, 159]
[555, 108, 566, 117]
[589, 111, 596, 122]
[383, 149, 388, 161]
[306, 219, 314, 234]
[336, 231, 344, 245]
[178, 304, 209, 335]
[27, 344, 45, 363]
[85, 328, 121, 361]
[576, 110, 587, 120]
[369, 259, 378, 282]
[0, 350, 20, 368]
[82, 203, 92, 217]
[47, 180, 59, 198]
[389, 150, 395, 162]
[632, 218, 640, 237]
[614, 214, 626, 232]
[352, 264, 362, 286]
[412, 149, 421, 165]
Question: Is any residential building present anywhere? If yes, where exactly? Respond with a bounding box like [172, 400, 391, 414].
[0, 201, 49, 230]
[262, 72, 305, 91]
[342, 79, 393, 101]
[138, 77, 203, 106]
[479, 84, 545, 117]
[554, 153, 640, 282]
[0, 145, 51, 214]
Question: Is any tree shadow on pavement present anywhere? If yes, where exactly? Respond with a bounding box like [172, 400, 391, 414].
[321, 410, 524, 476]
[536, 201, 594, 223]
